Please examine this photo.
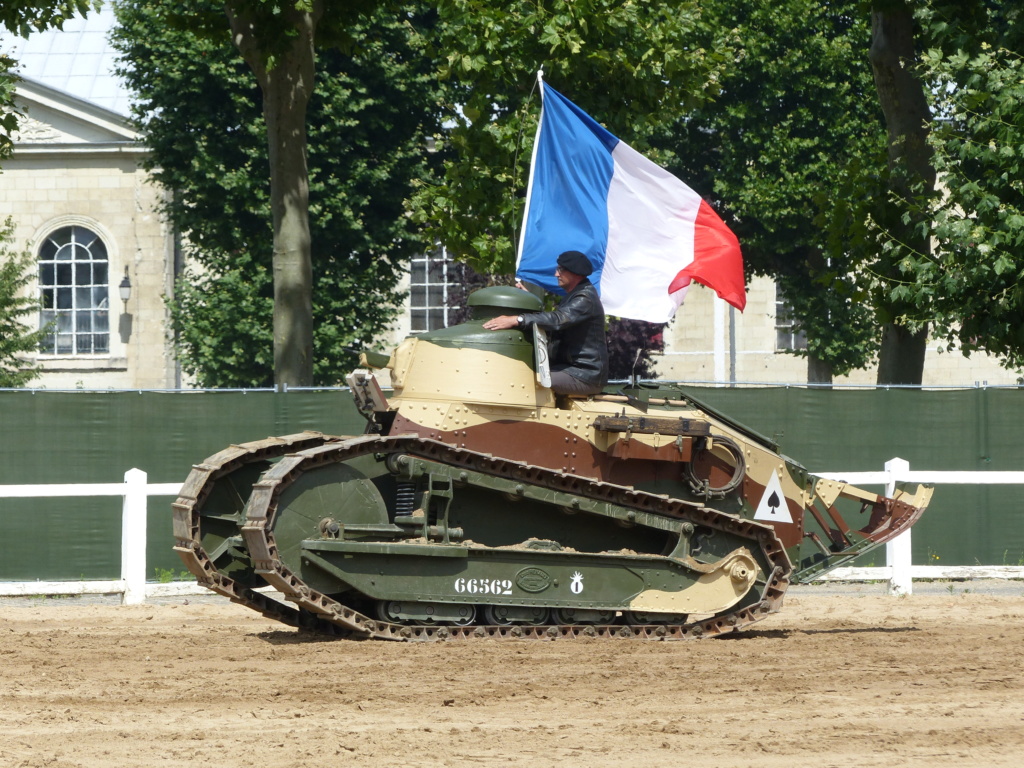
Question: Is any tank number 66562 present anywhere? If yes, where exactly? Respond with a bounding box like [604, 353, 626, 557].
[453, 578, 513, 595]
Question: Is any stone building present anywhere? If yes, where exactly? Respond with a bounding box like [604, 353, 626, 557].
[654, 275, 1019, 387]
[1, 8, 177, 389]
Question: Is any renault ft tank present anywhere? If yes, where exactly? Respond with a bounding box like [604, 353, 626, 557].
[173, 286, 932, 640]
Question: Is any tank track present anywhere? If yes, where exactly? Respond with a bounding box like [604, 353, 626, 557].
[174, 433, 792, 641]
[172, 432, 351, 635]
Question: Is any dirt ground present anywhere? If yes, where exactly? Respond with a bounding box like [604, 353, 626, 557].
[2, 586, 1023, 768]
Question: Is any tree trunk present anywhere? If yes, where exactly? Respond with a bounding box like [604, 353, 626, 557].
[868, 3, 934, 386]
[876, 322, 929, 386]
[264, 51, 315, 389]
[226, 2, 321, 388]
[807, 355, 833, 387]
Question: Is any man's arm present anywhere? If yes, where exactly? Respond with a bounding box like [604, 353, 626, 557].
[483, 290, 597, 332]
[481, 281, 535, 330]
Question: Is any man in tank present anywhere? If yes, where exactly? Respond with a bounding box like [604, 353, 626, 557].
[483, 250, 608, 396]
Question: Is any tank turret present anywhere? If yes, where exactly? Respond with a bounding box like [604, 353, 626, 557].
[362, 286, 553, 408]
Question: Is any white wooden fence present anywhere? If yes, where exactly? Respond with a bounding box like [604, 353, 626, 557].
[1, 458, 1022, 603]
[817, 457, 1024, 594]
[0, 469, 186, 604]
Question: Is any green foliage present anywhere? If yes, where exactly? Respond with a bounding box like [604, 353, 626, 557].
[859, 3, 1024, 372]
[899, 4, 1024, 370]
[153, 566, 192, 583]
[663, 0, 883, 378]
[410, 0, 736, 276]
[1, 52, 17, 161]
[0, 218, 45, 387]
[0, 0, 97, 36]
[111, 0, 444, 387]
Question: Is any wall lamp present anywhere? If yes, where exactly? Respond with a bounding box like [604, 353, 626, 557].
[119, 266, 132, 307]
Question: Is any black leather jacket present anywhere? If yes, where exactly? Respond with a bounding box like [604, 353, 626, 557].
[521, 279, 609, 386]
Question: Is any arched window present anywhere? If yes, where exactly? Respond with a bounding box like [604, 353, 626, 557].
[38, 226, 110, 355]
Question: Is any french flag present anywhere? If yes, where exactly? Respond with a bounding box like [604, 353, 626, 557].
[516, 78, 745, 323]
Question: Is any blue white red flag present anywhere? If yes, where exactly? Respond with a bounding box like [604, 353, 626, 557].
[516, 77, 745, 322]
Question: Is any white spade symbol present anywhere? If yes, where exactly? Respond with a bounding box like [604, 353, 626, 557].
[754, 470, 794, 524]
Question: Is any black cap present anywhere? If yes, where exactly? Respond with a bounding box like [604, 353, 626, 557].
[557, 250, 593, 277]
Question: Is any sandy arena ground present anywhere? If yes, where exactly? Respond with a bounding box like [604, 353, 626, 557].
[2, 585, 1023, 768]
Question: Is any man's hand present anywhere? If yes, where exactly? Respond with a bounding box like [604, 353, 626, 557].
[482, 315, 520, 331]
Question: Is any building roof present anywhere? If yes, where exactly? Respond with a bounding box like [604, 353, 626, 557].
[0, 3, 130, 117]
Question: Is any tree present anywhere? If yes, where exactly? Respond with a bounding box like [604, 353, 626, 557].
[863, 1, 936, 385]
[411, 0, 737, 277]
[662, 0, 883, 384]
[1, 51, 16, 162]
[112, 1, 442, 387]
[880, 3, 1024, 371]
[220, 0, 321, 388]
[2, 3, 102, 386]
[114, 0, 400, 388]
[0, 218, 46, 387]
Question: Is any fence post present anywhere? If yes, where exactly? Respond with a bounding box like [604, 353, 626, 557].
[121, 468, 148, 605]
[884, 457, 913, 596]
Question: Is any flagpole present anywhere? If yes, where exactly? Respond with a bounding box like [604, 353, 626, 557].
[515, 70, 546, 270]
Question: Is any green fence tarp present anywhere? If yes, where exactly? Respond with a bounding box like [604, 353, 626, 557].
[685, 386, 1024, 569]
[0, 391, 366, 580]
[1, 388, 1022, 580]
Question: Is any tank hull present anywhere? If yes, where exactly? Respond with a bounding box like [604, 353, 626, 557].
[173, 289, 931, 639]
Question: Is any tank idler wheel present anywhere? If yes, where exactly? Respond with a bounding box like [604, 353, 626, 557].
[551, 608, 616, 625]
[481, 605, 549, 626]
[623, 610, 689, 626]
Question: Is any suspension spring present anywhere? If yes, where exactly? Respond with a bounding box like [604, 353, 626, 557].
[395, 482, 417, 514]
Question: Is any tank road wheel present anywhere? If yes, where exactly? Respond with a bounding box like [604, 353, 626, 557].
[481, 605, 550, 626]
[436, 604, 477, 627]
[623, 610, 688, 626]
[375, 600, 405, 624]
[551, 608, 616, 625]
[375, 600, 476, 626]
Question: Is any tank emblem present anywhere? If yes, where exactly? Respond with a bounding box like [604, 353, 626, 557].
[516, 567, 552, 593]
[570, 571, 584, 594]
[753, 470, 794, 524]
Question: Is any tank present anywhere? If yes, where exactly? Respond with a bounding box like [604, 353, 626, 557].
[172, 286, 932, 640]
